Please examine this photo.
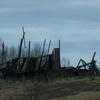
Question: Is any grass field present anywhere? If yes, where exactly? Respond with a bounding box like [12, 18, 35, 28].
[0, 77, 100, 100]
[52, 91, 100, 100]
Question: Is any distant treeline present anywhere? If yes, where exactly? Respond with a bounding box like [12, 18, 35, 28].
[0, 38, 48, 63]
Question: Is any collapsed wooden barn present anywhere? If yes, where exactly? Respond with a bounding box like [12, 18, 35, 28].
[0, 27, 61, 79]
[0, 27, 99, 80]
[0, 49, 98, 79]
[0, 47, 61, 79]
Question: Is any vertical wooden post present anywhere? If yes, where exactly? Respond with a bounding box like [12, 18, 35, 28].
[91, 52, 96, 62]
[59, 40, 60, 52]
[28, 41, 31, 58]
[45, 40, 51, 69]
[47, 40, 51, 54]
[17, 27, 26, 70]
[38, 39, 46, 69]
[59, 40, 61, 68]
[18, 27, 26, 58]
[2, 41, 4, 64]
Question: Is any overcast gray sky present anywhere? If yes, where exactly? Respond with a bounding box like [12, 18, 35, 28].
[0, 0, 100, 66]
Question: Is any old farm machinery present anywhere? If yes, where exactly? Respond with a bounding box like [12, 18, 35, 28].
[59, 52, 99, 78]
[76, 52, 99, 77]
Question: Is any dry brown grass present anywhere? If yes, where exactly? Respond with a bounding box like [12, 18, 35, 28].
[51, 91, 100, 100]
[0, 77, 100, 100]
[0, 80, 36, 100]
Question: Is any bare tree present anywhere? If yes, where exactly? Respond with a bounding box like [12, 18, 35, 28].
[67, 59, 70, 67]
[61, 57, 70, 67]
[0, 39, 8, 63]
[61, 57, 67, 67]
[8, 46, 17, 59]
[32, 43, 42, 57]
[3, 46, 8, 62]
[21, 48, 27, 57]
[30, 49, 35, 57]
